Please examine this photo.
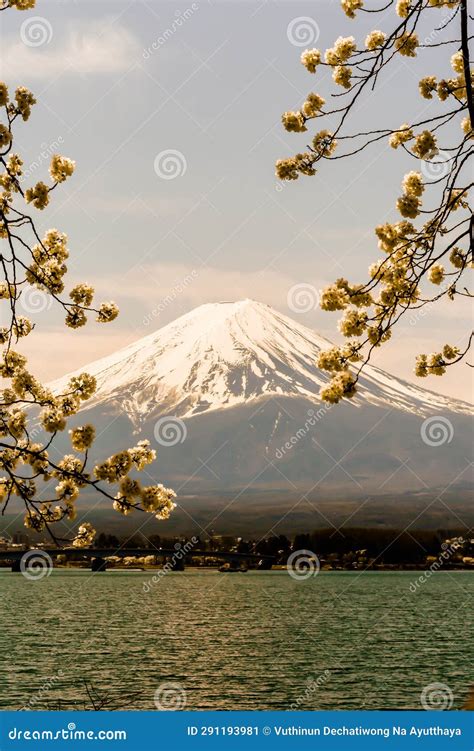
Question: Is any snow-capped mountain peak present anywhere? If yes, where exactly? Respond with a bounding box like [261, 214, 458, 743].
[50, 299, 472, 424]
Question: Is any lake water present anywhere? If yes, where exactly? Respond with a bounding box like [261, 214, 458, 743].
[1, 570, 473, 710]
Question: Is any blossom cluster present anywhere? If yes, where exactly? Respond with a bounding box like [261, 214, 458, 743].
[276, 0, 471, 404]
[5, 0, 36, 9]
[395, 32, 418, 58]
[0, 338, 177, 542]
[341, 0, 363, 19]
[365, 30, 386, 51]
[415, 345, 460, 378]
[0, 86, 119, 330]
[315, 185, 470, 402]
[418, 54, 474, 117]
[396, 171, 424, 219]
[94, 440, 177, 521]
[0, 66, 176, 544]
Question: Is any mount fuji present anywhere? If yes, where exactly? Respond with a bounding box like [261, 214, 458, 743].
[50, 300, 473, 500]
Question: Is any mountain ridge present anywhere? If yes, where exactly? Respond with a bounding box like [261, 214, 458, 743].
[50, 299, 472, 426]
[46, 299, 473, 496]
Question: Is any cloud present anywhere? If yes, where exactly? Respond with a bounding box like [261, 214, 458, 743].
[16, 327, 138, 384]
[78, 194, 195, 221]
[91, 261, 332, 325]
[0, 23, 139, 81]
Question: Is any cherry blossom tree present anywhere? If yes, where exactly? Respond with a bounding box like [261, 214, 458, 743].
[0, 1, 176, 545]
[277, 0, 473, 403]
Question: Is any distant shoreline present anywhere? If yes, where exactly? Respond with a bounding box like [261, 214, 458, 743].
[1, 563, 473, 573]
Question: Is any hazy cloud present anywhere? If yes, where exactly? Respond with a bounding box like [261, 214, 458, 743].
[0, 24, 139, 80]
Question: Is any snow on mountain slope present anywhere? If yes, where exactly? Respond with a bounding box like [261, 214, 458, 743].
[50, 299, 472, 425]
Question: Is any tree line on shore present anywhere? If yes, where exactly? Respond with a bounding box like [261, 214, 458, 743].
[90, 528, 473, 567]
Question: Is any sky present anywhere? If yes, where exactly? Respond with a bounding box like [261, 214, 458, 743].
[0, 0, 472, 401]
